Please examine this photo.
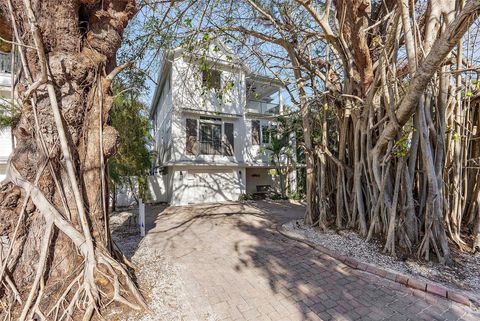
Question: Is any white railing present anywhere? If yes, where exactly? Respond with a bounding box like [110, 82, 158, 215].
[246, 100, 280, 115]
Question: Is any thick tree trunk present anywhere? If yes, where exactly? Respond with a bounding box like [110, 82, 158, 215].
[0, 0, 146, 318]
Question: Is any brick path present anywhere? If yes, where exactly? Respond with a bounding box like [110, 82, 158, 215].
[145, 201, 479, 321]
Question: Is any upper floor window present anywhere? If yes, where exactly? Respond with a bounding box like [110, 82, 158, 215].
[202, 69, 221, 91]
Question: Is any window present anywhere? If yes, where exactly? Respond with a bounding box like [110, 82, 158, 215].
[186, 118, 234, 156]
[251, 120, 260, 145]
[252, 120, 275, 145]
[202, 69, 221, 90]
[200, 122, 222, 155]
[262, 123, 270, 144]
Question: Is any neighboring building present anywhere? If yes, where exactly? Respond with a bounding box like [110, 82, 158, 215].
[149, 41, 296, 205]
[0, 51, 13, 182]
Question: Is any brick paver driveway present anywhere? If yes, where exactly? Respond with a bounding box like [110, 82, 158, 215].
[144, 201, 479, 321]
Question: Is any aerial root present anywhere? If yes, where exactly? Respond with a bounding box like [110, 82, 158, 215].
[1, 165, 149, 320]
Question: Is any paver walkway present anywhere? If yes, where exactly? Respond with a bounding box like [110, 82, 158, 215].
[144, 201, 479, 321]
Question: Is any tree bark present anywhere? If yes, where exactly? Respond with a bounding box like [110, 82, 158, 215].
[372, 0, 480, 186]
[0, 0, 146, 318]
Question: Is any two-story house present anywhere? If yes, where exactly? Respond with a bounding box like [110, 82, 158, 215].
[148, 41, 296, 205]
[0, 51, 14, 182]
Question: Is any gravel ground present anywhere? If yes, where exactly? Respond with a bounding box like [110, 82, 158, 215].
[282, 219, 480, 303]
[107, 210, 193, 321]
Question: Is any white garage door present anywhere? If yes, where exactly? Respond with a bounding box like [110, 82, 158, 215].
[174, 169, 242, 205]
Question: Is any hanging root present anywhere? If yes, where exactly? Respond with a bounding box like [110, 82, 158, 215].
[0, 165, 149, 319]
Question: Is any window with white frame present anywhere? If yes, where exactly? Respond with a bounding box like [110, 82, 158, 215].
[252, 120, 276, 145]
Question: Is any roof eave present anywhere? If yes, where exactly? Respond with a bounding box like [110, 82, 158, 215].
[149, 51, 174, 119]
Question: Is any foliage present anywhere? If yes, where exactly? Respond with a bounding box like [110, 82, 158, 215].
[238, 193, 253, 201]
[109, 82, 152, 202]
[288, 191, 304, 201]
[268, 193, 288, 200]
[261, 115, 297, 197]
[120, 0, 480, 262]
[0, 94, 20, 130]
[392, 129, 414, 158]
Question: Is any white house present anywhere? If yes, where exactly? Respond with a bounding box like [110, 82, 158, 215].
[0, 51, 13, 182]
[148, 41, 296, 206]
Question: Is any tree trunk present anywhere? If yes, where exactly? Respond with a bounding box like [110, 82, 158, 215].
[0, 0, 147, 318]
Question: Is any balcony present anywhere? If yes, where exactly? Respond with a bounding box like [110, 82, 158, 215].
[246, 100, 280, 115]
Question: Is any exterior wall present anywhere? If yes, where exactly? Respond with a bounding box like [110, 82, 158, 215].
[115, 183, 137, 208]
[243, 118, 271, 164]
[172, 113, 247, 164]
[245, 167, 280, 194]
[171, 52, 246, 117]
[153, 72, 174, 166]
[169, 50, 248, 165]
[0, 59, 13, 181]
[149, 43, 297, 205]
[170, 167, 245, 206]
[0, 128, 12, 181]
[115, 172, 173, 206]
[147, 173, 169, 203]
[0, 164, 7, 182]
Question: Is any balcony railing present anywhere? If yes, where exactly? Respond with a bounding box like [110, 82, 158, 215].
[0, 52, 12, 74]
[246, 100, 280, 115]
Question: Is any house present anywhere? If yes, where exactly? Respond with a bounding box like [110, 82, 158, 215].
[148, 41, 297, 206]
[0, 51, 13, 182]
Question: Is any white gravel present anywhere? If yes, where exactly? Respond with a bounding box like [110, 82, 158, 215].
[282, 219, 480, 302]
[108, 210, 194, 321]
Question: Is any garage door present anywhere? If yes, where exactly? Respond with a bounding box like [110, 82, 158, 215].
[177, 169, 241, 205]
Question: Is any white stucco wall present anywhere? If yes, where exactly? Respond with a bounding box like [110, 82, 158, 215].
[0, 164, 7, 182]
[0, 71, 13, 181]
[243, 118, 271, 164]
[147, 173, 169, 203]
[171, 114, 247, 164]
[115, 182, 137, 208]
[149, 43, 297, 205]
[0, 129, 12, 158]
[153, 71, 173, 166]
[172, 49, 246, 117]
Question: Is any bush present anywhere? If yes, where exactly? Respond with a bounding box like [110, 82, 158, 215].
[268, 193, 288, 200]
[288, 191, 305, 201]
[239, 193, 253, 201]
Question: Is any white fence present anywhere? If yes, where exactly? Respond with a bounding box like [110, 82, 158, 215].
[114, 174, 169, 208]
